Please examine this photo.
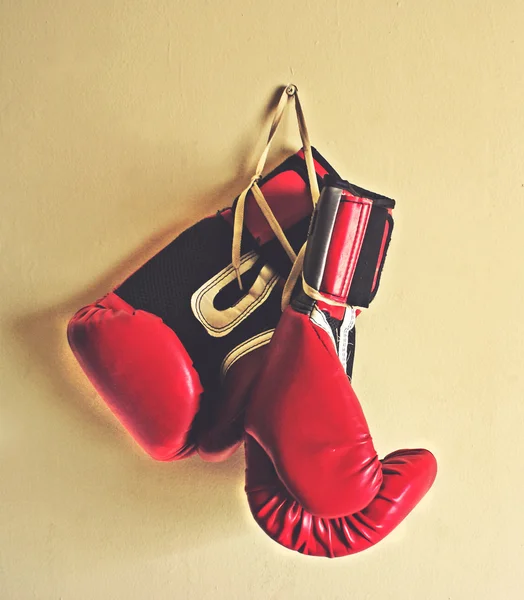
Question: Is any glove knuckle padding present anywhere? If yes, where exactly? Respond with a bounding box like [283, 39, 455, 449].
[68, 293, 203, 461]
[246, 309, 383, 518]
[245, 436, 437, 558]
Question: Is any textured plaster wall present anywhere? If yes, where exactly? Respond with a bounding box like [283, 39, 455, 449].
[1, 1, 523, 599]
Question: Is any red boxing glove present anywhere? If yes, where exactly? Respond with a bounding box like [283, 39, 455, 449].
[245, 176, 437, 557]
[68, 150, 339, 462]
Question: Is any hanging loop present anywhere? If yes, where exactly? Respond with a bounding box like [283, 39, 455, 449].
[231, 84, 318, 291]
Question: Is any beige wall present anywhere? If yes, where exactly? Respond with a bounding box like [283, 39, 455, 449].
[2, 1, 523, 598]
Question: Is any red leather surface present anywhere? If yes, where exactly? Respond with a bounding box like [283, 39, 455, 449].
[67, 293, 203, 461]
[320, 193, 372, 302]
[244, 307, 437, 555]
[244, 170, 312, 245]
[245, 436, 437, 557]
[246, 308, 383, 518]
[243, 151, 330, 245]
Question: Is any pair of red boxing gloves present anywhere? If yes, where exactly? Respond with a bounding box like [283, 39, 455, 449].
[68, 146, 436, 558]
[68, 87, 436, 557]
